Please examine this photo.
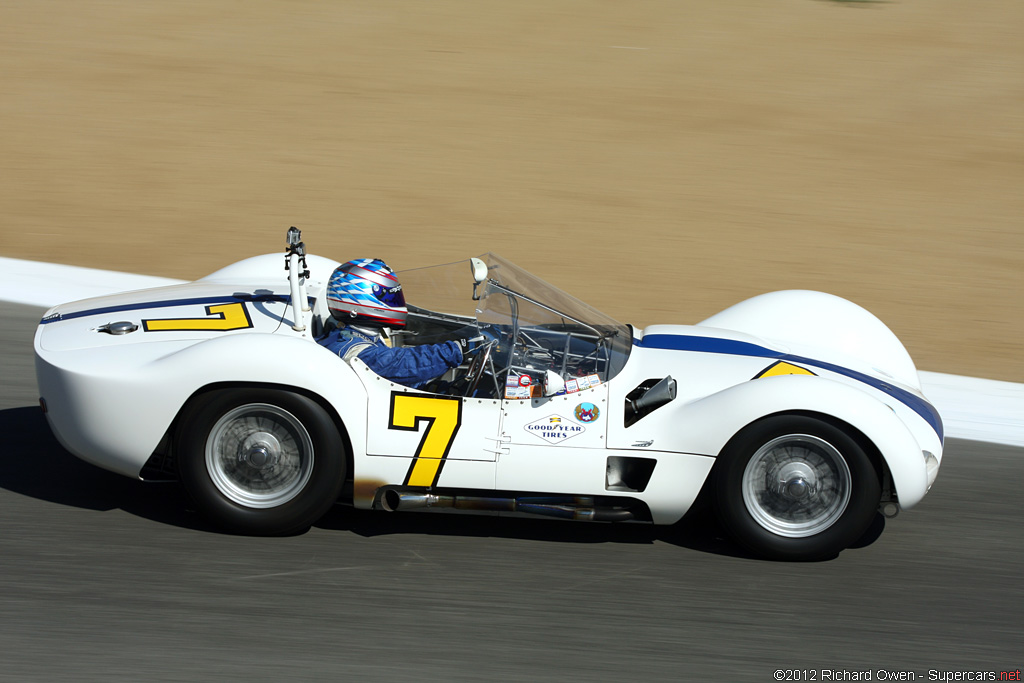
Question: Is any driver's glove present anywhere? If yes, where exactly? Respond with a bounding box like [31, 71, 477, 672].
[478, 326, 501, 346]
[454, 335, 487, 356]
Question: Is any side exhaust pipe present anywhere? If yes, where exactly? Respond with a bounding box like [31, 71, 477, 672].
[380, 490, 635, 521]
[381, 491, 517, 513]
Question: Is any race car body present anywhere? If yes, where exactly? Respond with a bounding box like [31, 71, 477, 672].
[34, 229, 943, 560]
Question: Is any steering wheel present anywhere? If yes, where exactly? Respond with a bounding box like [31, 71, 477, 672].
[464, 339, 497, 397]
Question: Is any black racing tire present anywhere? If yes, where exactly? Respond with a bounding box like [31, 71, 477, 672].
[177, 388, 346, 535]
[713, 415, 881, 561]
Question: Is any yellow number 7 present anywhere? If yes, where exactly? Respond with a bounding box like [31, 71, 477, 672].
[143, 302, 253, 332]
[389, 393, 463, 487]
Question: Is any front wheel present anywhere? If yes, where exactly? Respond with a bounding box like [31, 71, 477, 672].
[714, 415, 880, 561]
[178, 388, 347, 535]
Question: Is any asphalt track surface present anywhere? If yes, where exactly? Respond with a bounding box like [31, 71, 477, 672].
[2, 302, 1021, 682]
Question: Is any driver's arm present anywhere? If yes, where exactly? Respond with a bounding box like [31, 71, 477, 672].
[357, 341, 464, 389]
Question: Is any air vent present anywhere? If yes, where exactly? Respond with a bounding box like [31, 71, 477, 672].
[624, 376, 677, 427]
[606, 456, 657, 493]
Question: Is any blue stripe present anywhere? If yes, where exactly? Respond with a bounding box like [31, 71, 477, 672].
[39, 293, 293, 324]
[634, 334, 943, 440]
[638, 334, 781, 358]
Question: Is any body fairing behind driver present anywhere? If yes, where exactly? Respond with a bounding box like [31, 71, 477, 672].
[316, 258, 474, 389]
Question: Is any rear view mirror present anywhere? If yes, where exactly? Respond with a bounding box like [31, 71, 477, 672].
[470, 257, 489, 301]
[470, 257, 488, 284]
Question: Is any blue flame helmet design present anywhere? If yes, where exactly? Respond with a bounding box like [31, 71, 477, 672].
[326, 258, 407, 328]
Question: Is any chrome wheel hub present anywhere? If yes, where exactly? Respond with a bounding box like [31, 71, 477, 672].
[239, 433, 281, 469]
[741, 434, 852, 538]
[774, 462, 817, 499]
[205, 403, 314, 509]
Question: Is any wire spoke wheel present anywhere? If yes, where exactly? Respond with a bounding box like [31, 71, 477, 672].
[741, 434, 851, 538]
[179, 389, 347, 535]
[205, 403, 315, 508]
[714, 416, 881, 561]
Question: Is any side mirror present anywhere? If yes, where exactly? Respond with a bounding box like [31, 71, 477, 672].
[470, 257, 489, 301]
[470, 257, 488, 284]
[544, 370, 566, 397]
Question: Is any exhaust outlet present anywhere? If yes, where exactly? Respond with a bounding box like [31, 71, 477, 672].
[381, 491, 449, 512]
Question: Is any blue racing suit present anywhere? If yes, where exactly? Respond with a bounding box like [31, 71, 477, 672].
[318, 327, 464, 389]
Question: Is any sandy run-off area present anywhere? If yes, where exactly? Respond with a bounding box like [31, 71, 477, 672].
[1, 1, 1021, 381]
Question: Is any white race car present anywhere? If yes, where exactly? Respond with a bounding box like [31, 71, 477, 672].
[34, 229, 943, 560]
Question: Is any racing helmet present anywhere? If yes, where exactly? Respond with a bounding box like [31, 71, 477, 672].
[326, 259, 407, 328]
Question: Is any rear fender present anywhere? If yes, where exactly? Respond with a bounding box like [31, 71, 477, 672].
[200, 253, 341, 288]
[41, 334, 366, 478]
[150, 333, 369, 462]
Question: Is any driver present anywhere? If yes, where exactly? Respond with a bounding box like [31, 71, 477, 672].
[317, 258, 482, 389]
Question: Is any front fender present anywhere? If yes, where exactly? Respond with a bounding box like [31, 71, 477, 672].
[625, 374, 932, 509]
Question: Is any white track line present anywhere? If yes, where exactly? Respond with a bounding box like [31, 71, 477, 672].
[0, 257, 185, 307]
[1, 257, 1021, 447]
[918, 371, 1023, 447]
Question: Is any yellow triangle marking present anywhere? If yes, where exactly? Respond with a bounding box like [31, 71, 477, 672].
[756, 361, 816, 379]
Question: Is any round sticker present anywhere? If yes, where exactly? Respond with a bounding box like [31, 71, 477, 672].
[574, 402, 599, 423]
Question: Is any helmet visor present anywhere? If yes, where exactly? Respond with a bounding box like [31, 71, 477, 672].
[376, 285, 406, 310]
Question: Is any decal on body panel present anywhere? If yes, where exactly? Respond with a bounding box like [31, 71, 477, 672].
[505, 373, 532, 400]
[388, 393, 463, 487]
[574, 402, 600, 423]
[524, 414, 585, 444]
[564, 374, 601, 394]
[142, 302, 253, 332]
[753, 360, 816, 380]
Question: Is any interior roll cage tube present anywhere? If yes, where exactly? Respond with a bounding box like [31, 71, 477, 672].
[484, 278, 621, 383]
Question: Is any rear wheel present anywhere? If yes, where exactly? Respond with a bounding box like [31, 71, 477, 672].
[178, 388, 346, 535]
[714, 415, 880, 561]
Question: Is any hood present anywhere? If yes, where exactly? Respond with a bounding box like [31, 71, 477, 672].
[36, 281, 297, 352]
